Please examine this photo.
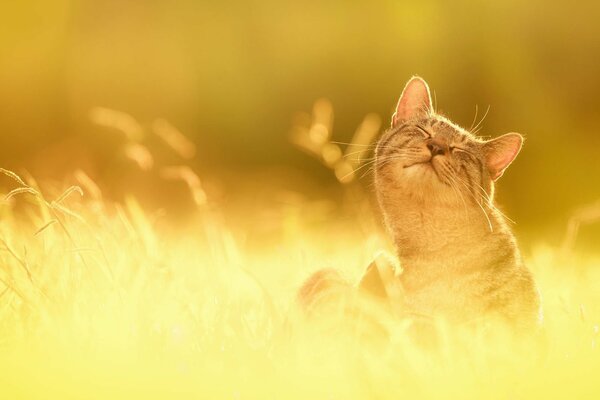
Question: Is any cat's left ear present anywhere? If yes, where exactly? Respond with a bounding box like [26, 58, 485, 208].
[392, 76, 433, 127]
[482, 133, 523, 181]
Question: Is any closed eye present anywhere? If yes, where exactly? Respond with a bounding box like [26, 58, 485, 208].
[415, 125, 432, 138]
[450, 146, 473, 155]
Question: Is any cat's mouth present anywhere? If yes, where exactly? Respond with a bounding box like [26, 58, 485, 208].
[403, 159, 433, 169]
[403, 158, 446, 183]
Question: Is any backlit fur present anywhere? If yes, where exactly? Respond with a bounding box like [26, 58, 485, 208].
[375, 88, 541, 328]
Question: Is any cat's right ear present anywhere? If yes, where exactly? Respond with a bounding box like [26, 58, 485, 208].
[392, 76, 433, 127]
[482, 133, 523, 181]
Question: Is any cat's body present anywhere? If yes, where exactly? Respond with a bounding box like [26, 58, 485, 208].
[299, 77, 541, 330]
[376, 116, 540, 327]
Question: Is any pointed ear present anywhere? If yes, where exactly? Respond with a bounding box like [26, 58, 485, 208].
[392, 76, 433, 127]
[482, 133, 523, 181]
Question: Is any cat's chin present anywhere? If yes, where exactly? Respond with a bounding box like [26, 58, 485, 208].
[402, 162, 439, 181]
[378, 160, 446, 189]
[398, 162, 458, 193]
[403, 161, 432, 171]
[377, 161, 464, 206]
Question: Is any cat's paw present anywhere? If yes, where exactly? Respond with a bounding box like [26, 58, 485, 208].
[357, 251, 404, 312]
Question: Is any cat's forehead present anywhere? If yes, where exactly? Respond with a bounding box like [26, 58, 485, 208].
[424, 115, 475, 140]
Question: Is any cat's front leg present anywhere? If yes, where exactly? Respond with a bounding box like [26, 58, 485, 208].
[357, 251, 405, 314]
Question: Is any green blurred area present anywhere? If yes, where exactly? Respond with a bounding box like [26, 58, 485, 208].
[1, 0, 599, 245]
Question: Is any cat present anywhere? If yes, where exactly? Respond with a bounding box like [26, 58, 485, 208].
[298, 76, 541, 331]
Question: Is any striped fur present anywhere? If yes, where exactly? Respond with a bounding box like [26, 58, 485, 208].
[374, 77, 541, 329]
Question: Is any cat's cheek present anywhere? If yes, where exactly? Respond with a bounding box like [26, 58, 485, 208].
[375, 162, 398, 182]
[385, 166, 404, 185]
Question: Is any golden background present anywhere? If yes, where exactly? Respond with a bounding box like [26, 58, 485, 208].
[1, 2, 600, 398]
[2, 1, 599, 248]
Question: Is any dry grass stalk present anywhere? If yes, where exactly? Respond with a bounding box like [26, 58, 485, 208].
[160, 166, 208, 207]
[89, 107, 144, 142]
[290, 99, 381, 185]
[562, 199, 600, 252]
[123, 143, 154, 171]
[152, 118, 196, 159]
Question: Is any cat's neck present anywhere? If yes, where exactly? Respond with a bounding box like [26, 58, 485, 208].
[378, 191, 518, 287]
[385, 199, 508, 252]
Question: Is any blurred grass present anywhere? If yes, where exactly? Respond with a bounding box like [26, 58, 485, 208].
[1, 1, 600, 237]
[1, 1, 600, 398]
[0, 165, 599, 399]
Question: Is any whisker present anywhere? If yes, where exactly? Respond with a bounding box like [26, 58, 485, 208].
[356, 153, 414, 180]
[330, 141, 378, 147]
[452, 174, 494, 232]
[469, 104, 479, 132]
[454, 173, 516, 224]
[353, 155, 400, 180]
[343, 148, 377, 159]
[471, 105, 490, 134]
[340, 158, 380, 181]
[359, 163, 379, 180]
[446, 172, 470, 222]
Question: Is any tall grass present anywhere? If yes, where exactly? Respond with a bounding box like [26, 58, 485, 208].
[0, 107, 598, 399]
[0, 166, 598, 399]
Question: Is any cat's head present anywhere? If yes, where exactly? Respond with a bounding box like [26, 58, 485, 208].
[375, 77, 522, 205]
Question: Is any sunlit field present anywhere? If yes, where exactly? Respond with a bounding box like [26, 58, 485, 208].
[0, 109, 599, 399]
[2, 1, 600, 398]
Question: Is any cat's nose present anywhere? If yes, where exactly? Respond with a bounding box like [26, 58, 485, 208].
[427, 139, 447, 156]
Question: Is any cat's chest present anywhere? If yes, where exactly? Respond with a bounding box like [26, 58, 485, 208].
[399, 260, 496, 320]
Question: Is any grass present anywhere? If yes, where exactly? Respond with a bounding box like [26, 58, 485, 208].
[0, 107, 599, 399]
[0, 167, 598, 399]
